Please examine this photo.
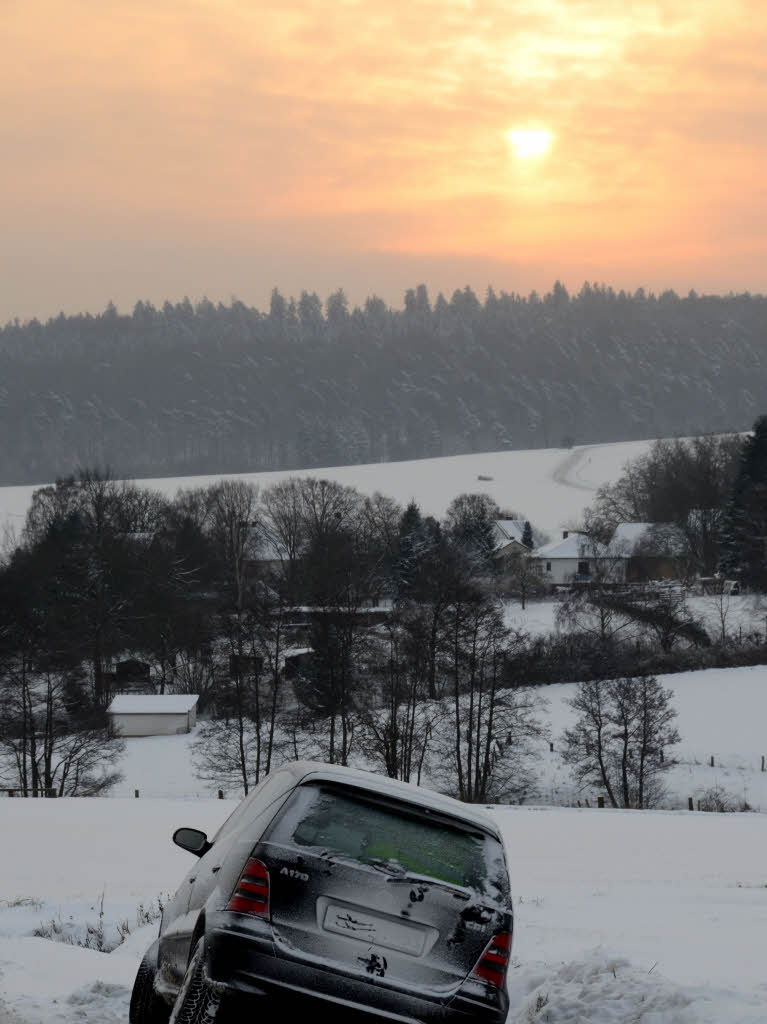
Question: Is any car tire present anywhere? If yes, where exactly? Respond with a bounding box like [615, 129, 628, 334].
[168, 937, 224, 1024]
[129, 950, 170, 1024]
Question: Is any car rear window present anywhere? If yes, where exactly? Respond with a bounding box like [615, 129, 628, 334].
[267, 784, 506, 893]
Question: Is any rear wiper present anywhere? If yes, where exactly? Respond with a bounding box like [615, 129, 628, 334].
[385, 874, 472, 899]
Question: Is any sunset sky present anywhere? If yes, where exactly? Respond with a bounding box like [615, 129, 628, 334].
[2, 0, 767, 322]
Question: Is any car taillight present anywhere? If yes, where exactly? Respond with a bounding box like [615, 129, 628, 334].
[226, 858, 270, 917]
[471, 931, 511, 988]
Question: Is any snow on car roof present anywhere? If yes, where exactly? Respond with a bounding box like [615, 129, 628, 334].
[276, 760, 499, 835]
[107, 695, 199, 714]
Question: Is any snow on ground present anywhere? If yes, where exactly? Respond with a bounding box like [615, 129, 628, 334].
[1, 798, 766, 1022]
[106, 663, 767, 814]
[504, 593, 766, 640]
[111, 732, 218, 799]
[0, 437, 656, 538]
[529, 664, 767, 813]
[107, 664, 767, 814]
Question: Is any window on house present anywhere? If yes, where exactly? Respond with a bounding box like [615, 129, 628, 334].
[546, 561, 552, 572]
[577, 560, 590, 576]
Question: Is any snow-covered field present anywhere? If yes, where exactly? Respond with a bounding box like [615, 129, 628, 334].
[504, 593, 767, 641]
[1, 797, 766, 1023]
[108, 663, 767, 815]
[4, 663, 767, 1021]
[0, 437, 656, 540]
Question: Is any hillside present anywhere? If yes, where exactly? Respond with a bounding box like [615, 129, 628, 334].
[0, 286, 761, 486]
[0, 436, 655, 539]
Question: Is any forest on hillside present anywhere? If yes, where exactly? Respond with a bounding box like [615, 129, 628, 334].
[1, 282, 764, 485]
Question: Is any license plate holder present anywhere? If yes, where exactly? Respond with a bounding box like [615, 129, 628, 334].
[321, 901, 427, 956]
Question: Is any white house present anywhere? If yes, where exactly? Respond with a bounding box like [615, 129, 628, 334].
[107, 695, 199, 737]
[533, 524, 687, 587]
[532, 531, 601, 586]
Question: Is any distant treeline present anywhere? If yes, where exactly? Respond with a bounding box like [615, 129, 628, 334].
[1, 282, 765, 485]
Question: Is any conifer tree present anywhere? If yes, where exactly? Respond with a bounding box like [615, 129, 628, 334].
[720, 415, 767, 589]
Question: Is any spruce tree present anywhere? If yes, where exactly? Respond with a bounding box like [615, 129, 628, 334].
[395, 501, 425, 598]
[720, 415, 767, 590]
[522, 520, 534, 549]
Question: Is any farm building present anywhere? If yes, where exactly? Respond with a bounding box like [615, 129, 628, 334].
[532, 524, 687, 588]
[107, 694, 199, 737]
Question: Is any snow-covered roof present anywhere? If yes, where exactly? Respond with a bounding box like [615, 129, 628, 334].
[533, 532, 594, 559]
[493, 519, 526, 545]
[278, 761, 498, 834]
[533, 524, 687, 561]
[107, 695, 199, 715]
[495, 537, 528, 558]
[612, 523, 653, 549]
[612, 523, 687, 556]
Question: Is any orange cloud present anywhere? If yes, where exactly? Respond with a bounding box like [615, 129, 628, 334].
[1, 0, 766, 319]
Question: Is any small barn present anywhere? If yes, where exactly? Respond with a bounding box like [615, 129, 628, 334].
[107, 695, 199, 737]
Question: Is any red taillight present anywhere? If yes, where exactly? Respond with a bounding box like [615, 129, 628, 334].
[471, 931, 511, 988]
[226, 858, 270, 917]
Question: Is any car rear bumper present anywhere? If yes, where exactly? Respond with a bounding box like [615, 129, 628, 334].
[204, 914, 508, 1024]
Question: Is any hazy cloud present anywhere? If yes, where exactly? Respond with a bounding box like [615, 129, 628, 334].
[1, 0, 766, 319]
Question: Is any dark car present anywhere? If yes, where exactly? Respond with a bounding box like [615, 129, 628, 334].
[129, 761, 514, 1024]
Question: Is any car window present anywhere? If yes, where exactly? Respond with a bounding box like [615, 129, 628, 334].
[213, 770, 292, 841]
[267, 784, 507, 895]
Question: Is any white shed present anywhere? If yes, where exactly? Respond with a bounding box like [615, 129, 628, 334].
[107, 695, 199, 737]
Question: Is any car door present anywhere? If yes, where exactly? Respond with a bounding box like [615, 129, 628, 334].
[158, 777, 283, 989]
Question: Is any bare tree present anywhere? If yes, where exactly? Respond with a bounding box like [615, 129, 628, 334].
[261, 478, 308, 599]
[0, 666, 124, 796]
[556, 537, 635, 646]
[439, 595, 545, 803]
[585, 434, 741, 575]
[358, 610, 436, 783]
[560, 675, 680, 808]
[606, 587, 709, 652]
[503, 551, 543, 609]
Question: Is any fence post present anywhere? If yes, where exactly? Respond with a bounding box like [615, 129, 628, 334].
[597, 796, 605, 808]
[762, 755, 765, 773]
[218, 790, 224, 800]
[688, 796, 694, 811]
[710, 756, 714, 767]
[549, 742, 554, 753]
[135, 789, 139, 798]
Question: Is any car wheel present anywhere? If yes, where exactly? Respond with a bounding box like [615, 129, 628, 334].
[168, 938, 223, 1024]
[129, 950, 170, 1024]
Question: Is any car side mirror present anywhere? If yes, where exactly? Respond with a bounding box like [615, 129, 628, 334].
[173, 827, 212, 857]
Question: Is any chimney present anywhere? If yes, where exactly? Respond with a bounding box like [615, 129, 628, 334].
[562, 530, 569, 539]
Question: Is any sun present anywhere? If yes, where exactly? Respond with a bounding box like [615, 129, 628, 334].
[507, 128, 552, 160]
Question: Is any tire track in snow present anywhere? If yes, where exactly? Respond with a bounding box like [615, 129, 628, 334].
[550, 446, 598, 493]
